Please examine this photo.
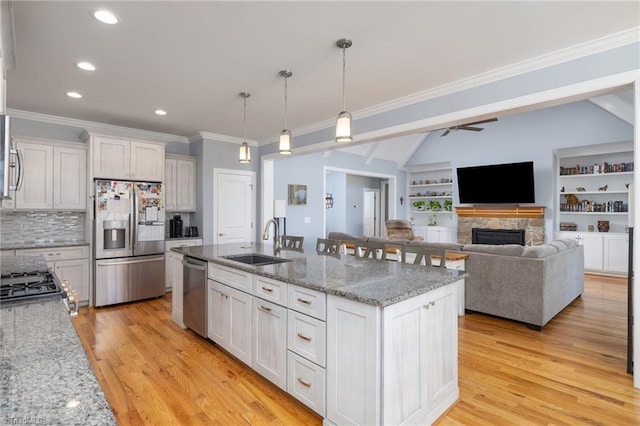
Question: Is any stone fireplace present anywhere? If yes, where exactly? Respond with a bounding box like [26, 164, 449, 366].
[456, 206, 545, 245]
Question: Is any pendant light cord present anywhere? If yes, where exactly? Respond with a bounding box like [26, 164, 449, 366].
[284, 76, 288, 129]
[243, 95, 247, 141]
[342, 46, 347, 111]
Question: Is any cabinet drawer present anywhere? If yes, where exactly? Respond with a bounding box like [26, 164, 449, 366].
[17, 245, 89, 261]
[287, 351, 326, 417]
[208, 263, 252, 293]
[288, 311, 326, 367]
[288, 285, 326, 320]
[254, 275, 287, 306]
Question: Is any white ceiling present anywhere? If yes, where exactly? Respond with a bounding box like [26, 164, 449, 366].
[5, 1, 640, 146]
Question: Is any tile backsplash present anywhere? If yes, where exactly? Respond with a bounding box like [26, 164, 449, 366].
[0, 211, 86, 245]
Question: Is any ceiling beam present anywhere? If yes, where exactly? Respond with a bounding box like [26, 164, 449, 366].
[588, 93, 634, 125]
[398, 133, 430, 169]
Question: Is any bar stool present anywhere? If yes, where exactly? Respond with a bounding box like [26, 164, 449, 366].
[316, 238, 341, 258]
[401, 244, 446, 267]
[282, 235, 304, 252]
[354, 240, 389, 260]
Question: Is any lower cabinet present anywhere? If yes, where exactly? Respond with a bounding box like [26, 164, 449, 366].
[426, 226, 455, 243]
[165, 238, 203, 291]
[252, 299, 287, 390]
[558, 231, 628, 275]
[326, 281, 459, 426]
[17, 245, 90, 302]
[207, 279, 252, 366]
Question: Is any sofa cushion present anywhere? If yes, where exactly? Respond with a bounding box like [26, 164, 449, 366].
[547, 240, 568, 251]
[408, 241, 463, 252]
[462, 244, 525, 256]
[327, 232, 366, 243]
[521, 244, 558, 258]
[558, 238, 579, 248]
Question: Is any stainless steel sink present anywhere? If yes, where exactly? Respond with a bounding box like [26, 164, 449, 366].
[221, 253, 291, 266]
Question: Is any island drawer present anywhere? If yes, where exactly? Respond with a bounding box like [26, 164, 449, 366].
[288, 285, 326, 320]
[16, 245, 89, 261]
[253, 275, 287, 306]
[287, 351, 326, 417]
[288, 311, 326, 367]
[208, 263, 252, 293]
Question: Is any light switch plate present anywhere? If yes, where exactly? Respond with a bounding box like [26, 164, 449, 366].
[304, 217, 311, 224]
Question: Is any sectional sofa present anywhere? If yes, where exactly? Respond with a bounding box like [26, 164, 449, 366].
[327, 232, 584, 329]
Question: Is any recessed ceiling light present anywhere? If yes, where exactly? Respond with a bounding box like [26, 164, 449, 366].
[155, 110, 167, 116]
[76, 62, 96, 71]
[93, 9, 118, 25]
[66, 92, 82, 99]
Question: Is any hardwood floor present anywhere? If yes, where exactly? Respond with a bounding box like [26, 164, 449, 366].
[73, 274, 640, 425]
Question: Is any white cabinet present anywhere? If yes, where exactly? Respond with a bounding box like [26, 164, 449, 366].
[327, 281, 459, 426]
[90, 134, 164, 181]
[406, 162, 454, 234]
[603, 234, 629, 273]
[10, 139, 86, 211]
[165, 155, 196, 212]
[165, 238, 202, 291]
[558, 231, 628, 275]
[426, 226, 454, 243]
[16, 245, 90, 302]
[252, 299, 288, 390]
[207, 279, 252, 366]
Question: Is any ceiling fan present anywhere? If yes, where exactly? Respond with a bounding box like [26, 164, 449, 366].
[440, 118, 498, 137]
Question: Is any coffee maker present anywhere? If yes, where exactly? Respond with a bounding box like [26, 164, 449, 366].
[169, 215, 183, 238]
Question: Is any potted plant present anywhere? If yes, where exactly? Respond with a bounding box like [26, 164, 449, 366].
[412, 200, 426, 211]
[443, 199, 453, 212]
[428, 200, 442, 211]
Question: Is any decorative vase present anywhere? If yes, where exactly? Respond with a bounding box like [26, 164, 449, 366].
[597, 220, 609, 232]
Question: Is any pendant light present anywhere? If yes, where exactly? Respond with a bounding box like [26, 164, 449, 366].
[335, 38, 353, 143]
[238, 92, 251, 164]
[279, 70, 293, 155]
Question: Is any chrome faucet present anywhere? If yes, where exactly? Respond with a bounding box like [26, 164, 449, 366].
[262, 218, 282, 253]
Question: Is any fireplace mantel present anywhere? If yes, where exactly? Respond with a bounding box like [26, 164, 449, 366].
[456, 206, 545, 218]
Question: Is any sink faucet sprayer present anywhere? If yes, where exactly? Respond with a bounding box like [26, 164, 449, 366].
[262, 218, 282, 253]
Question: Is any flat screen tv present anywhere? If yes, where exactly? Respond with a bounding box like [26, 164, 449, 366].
[456, 161, 535, 204]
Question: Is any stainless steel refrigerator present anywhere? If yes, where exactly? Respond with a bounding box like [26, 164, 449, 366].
[94, 180, 166, 307]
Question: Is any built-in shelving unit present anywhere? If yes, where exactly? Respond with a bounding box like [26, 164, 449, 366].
[405, 162, 454, 242]
[554, 140, 633, 276]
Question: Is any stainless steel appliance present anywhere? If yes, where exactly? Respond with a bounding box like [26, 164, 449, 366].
[0, 114, 22, 200]
[94, 180, 166, 307]
[182, 256, 207, 337]
[0, 270, 79, 315]
[169, 215, 183, 238]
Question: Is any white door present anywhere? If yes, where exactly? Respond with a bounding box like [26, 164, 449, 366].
[214, 169, 255, 244]
[363, 189, 379, 237]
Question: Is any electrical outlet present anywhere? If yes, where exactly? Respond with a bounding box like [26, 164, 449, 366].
[304, 217, 311, 224]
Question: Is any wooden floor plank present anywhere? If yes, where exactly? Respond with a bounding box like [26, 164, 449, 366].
[73, 273, 640, 425]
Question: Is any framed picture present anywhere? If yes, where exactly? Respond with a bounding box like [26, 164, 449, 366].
[288, 184, 307, 206]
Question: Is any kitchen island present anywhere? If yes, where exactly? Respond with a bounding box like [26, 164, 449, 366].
[0, 255, 116, 425]
[178, 242, 468, 425]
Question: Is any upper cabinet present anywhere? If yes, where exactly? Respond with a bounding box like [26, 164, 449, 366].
[90, 134, 164, 182]
[7, 138, 86, 211]
[165, 155, 196, 212]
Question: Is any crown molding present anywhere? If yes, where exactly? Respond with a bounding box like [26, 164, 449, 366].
[196, 131, 258, 146]
[7, 108, 189, 144]
[260, 27, 640, 145]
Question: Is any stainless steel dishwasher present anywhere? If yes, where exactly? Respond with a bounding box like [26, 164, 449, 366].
[182, 256, 207, 338]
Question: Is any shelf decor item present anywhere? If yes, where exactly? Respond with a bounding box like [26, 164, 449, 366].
[412, 200, 425, 211]
[443, 199, 453, 212]
[597, 220, 610, 232]
[428, 200, 442, 211]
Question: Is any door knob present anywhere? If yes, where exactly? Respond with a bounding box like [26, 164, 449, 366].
[219, 233, 225, 236]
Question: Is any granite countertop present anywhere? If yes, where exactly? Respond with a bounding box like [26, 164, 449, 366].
[166, 236, 203, 242]
[1, 241, 90, 251]
[179, 242, 468, 307]
[0, 255, 116, 425]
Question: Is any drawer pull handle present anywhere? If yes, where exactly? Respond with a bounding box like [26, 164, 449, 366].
[297, 377, 312, 388]
[297, 333, 312, 342]
[260, 305, 272, 313]
[261, 286, 273, 293]
[297, 298, 311, 305]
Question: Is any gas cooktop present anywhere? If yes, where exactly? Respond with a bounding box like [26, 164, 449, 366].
[0, 271, 63, 301]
